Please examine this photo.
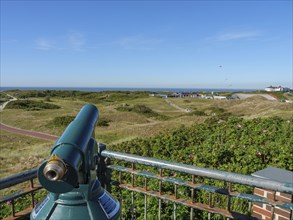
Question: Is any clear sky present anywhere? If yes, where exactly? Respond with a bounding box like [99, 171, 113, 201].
[1, 1, 292, 89]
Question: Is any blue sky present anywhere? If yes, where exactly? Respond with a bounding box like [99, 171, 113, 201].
[1, 1, 292, 89]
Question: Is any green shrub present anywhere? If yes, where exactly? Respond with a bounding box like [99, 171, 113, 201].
[49, 116, 111, 127]
[109, 116, 293, 218]
[51, 116, 75, 127]
[116, 104, 169, 120]
[6, 100, 60, 110]
[44, 96, 51, 102]
[97, 118, 111, 127]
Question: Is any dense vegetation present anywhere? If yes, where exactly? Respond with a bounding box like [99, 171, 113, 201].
[6, 100, 60, 111]
[109, 116, 292, 219]
[111, 116, 292, 171]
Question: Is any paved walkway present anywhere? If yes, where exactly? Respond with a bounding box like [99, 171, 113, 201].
[0, 123, 59, 141]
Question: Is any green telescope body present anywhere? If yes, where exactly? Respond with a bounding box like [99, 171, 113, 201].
[38, 104, 99, 193]
[32, 104, 120, 220]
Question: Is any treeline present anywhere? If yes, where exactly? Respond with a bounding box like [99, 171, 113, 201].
[109, 116, 293, 219]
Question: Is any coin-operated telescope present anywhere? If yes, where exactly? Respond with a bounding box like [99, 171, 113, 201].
[31, 104, 120, 220]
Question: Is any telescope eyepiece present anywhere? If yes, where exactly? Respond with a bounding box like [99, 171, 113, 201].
[43, 154, 67, 181]
[46, 170, 57, 180]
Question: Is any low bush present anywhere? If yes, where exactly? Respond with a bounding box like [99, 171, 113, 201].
[49, 116, 111, 128]
[97, 118, 111, 127]
[6, 100, 60, 110]
[110, 116, 293, 219]
[116, 104, 169, 120]
[189, 110, 207, 116]
[51, 116, 75, 127]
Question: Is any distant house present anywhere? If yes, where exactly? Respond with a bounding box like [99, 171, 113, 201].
[213, 95, 227, 100]
[167, 92, 190, 98]
[201, 95, 213, 99]
[265, 86, 290, 92]
[189, 93, 200, 98]
[149, 94, 168, 98]
[168, 93, 181, 98]
[180, 92, 190, 98]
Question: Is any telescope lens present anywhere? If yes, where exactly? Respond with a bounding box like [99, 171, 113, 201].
[46, 170, 58, 181]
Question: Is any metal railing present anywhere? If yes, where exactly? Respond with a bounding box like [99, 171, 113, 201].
[100, 150, 293, 220]
[0, 169, 42, 219]
[1, 150, 293, 219]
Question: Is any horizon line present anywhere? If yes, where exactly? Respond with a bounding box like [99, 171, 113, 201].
[0, 86, 266, 91]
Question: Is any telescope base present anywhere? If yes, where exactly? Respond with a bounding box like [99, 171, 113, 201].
[30, 179, 120, 220]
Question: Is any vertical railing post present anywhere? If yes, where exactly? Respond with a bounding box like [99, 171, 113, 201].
[131, 163, 135, 220]
[118, 171, 123, 220]
[158, 168, 162, 220]
[190, 175, 196, 220]
[144, 176, 148, 220]
[271, 192, 276, 220]
[11, 199, 15, 217]
[30, 179, 35, 208]
[144, 194, 147, 220]
[174, 184, 178, 220]
[227, 182, 232, 213]
[97, 143, 112, 192]
[208, 192, 213, 220]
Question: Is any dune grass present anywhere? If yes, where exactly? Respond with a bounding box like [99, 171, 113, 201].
[0, 130, 53, 178]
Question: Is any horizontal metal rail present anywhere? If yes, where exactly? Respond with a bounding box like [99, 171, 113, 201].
[0, 168, 41, 220]
[118, 183, 254, 220]
[108, 164, 293, 210]
[102, 150, 293, 194]
[0, 168, 38, 190]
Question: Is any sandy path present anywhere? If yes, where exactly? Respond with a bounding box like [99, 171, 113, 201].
[234, 94, 277, 101]
[0, 94, 17, 112]
[164, 98, 191, 112]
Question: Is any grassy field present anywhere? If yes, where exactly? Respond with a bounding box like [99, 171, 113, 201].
[0, 90, 292, 177]
[0, 130, 53, 178]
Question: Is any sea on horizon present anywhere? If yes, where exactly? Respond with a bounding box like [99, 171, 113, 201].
[0, 86, 256, 93]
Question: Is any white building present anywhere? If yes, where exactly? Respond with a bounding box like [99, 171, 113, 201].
[213, 96, 227, 100]
[265, 86, 290, 92]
